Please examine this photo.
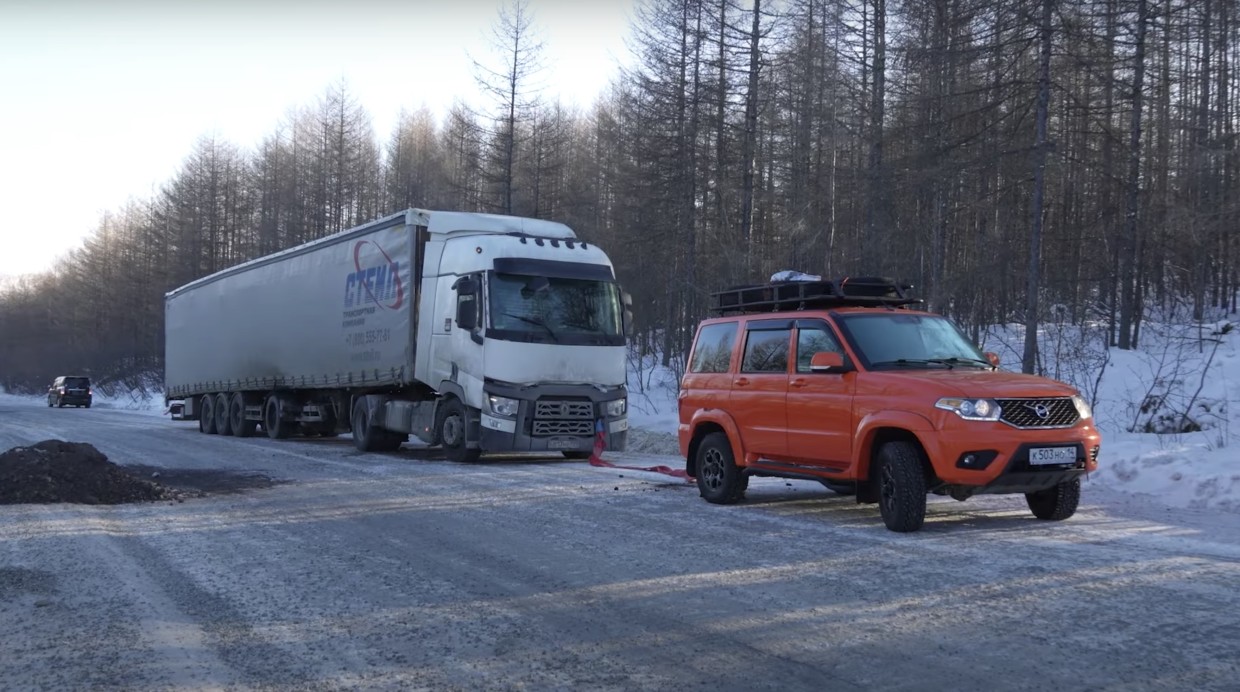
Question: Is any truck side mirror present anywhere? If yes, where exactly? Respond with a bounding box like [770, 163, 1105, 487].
[621, 289, 634, 337]
[455, 277, 479, 331]
[984, 351, 1001, 367]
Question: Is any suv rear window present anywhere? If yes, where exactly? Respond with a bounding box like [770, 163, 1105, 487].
[742, 328, 791, 373]
[690, 323, 738, 373]
[64, 377, 90, 388]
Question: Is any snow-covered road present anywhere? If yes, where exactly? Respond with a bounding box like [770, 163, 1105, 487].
[2, 400, 1239, 690]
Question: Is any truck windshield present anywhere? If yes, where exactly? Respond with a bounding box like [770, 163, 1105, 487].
[836, 313, 989, 370]
[488, 272, 624, 346]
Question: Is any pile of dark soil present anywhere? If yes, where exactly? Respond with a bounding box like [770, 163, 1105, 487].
[0, 440, 178, 505]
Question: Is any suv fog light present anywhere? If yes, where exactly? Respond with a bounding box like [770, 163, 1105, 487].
[956, 451, 998, 470]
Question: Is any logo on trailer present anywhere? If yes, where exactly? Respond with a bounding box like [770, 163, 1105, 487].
[344, 240, 404, 310]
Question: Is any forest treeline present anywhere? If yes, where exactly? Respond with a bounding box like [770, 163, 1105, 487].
[1, 0, 1237, 391]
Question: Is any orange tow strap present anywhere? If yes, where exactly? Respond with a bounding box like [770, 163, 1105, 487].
[587, 420, 693, 481]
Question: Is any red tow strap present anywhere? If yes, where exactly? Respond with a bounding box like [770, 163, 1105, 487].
[587, 422, 693, 481]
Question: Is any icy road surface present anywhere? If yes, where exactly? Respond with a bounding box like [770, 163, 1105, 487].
[2, 401, 1239, 690]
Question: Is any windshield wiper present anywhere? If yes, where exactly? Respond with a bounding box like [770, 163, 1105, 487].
[503, 313, 560, 342]
[870, 358, 954, 369]
[933, 357, 995, 369]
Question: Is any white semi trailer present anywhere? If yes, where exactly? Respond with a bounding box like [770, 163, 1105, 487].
[164, 209, 630, 461]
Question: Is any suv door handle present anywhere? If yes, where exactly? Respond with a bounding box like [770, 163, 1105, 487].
[790, 378, 808, 388]
[734, 377, 750, 387]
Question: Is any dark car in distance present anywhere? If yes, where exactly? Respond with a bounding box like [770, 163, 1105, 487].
[48, 376, 93, 408]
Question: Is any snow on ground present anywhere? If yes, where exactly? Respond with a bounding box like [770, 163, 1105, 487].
[4, 319, 1239, 513]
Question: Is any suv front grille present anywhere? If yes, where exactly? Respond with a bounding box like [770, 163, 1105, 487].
[996, 398, 1079, 429]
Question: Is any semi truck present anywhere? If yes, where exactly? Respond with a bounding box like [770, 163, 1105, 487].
[164, 208, 631, 461]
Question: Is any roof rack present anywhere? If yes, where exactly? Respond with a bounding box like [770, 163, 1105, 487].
[711, 276, 922, 315]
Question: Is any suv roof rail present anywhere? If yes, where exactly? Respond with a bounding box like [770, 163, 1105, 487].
[711, 276, 922, 314]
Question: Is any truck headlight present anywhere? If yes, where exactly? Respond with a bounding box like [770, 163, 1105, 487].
[604, 398, 626, 417]
[487, 395, 519, 417]
[1071, 394, 1093, 420]
[935, 397, 1001, 421]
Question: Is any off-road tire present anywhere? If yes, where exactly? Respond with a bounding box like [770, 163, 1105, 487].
[695, 432, 746, 504]
[230, 393, 256, 438]
[215, 393, 234, 436]
[1026, 477, 1081, 521]
[436, 397, 480, 463]
[200, 394, 218, 434]
[875, 441, 928, 532]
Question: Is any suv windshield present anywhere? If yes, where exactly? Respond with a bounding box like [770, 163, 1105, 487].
[836, 313, 989, 369]
[488, 272, 624, 346]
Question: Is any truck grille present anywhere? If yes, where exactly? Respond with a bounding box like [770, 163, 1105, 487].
[532, 398, 595, 437]
[996, 398, 1079, 429]
[533, 420, 595, 436]
[535, 400, 594, 420]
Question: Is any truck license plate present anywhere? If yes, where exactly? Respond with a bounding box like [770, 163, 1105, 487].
[1029, 447, 1076, 465]
[548, 438, 577, 450]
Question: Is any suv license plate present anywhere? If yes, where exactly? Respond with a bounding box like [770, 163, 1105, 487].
[547, 438, 578, 450]
[1029, 447, 1076, 465]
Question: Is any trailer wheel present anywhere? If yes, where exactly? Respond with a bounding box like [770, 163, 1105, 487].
[231, 393, 256, 438]
[351, 400, 403, 452]
[264, 395, 292, 439]
[200, 394, 218, 434]
[436, 397, 481, 463]
[215, 393, 234, 436]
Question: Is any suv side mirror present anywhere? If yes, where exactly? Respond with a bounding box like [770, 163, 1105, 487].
[810, 351, 850, 373]
[983, 351, 1001, 367]
[455, 277, 479, 331]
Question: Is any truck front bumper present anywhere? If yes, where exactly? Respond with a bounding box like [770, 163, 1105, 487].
[478, 382, 628, 455]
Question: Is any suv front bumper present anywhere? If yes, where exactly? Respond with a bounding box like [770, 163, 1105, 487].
[923, 422, 1101, 495]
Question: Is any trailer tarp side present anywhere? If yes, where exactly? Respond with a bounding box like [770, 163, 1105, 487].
[165, 218, 417, 397]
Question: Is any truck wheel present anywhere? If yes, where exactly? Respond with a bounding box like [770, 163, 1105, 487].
[875, 441, 928, 532]
[264, 395, 292, 439]
[351, 401, 403, 452]
[436, 398, 480, 463]
[1026, 477, 1081, 521]
[231, 393, 256, 438]
[695, 432, 746, 504]
[215, 393, 234, 436]
[200, 395, 218, 434]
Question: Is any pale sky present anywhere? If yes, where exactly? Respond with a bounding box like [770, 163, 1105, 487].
[0, 0, 634, 278]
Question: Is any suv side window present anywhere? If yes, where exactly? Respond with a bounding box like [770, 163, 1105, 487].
[742, 328, 791, 373]
[796, 323, 844, 373]
[690, 322, 738, 373]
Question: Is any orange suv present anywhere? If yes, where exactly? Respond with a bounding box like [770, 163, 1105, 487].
[678, 277, 1101, 532]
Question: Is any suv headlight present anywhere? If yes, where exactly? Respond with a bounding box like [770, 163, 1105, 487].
[605, 398, 626, 417]
[1071, 394, 1093, 420]
[487, 395, 519, 417]
[935, 397, 1001, 421]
